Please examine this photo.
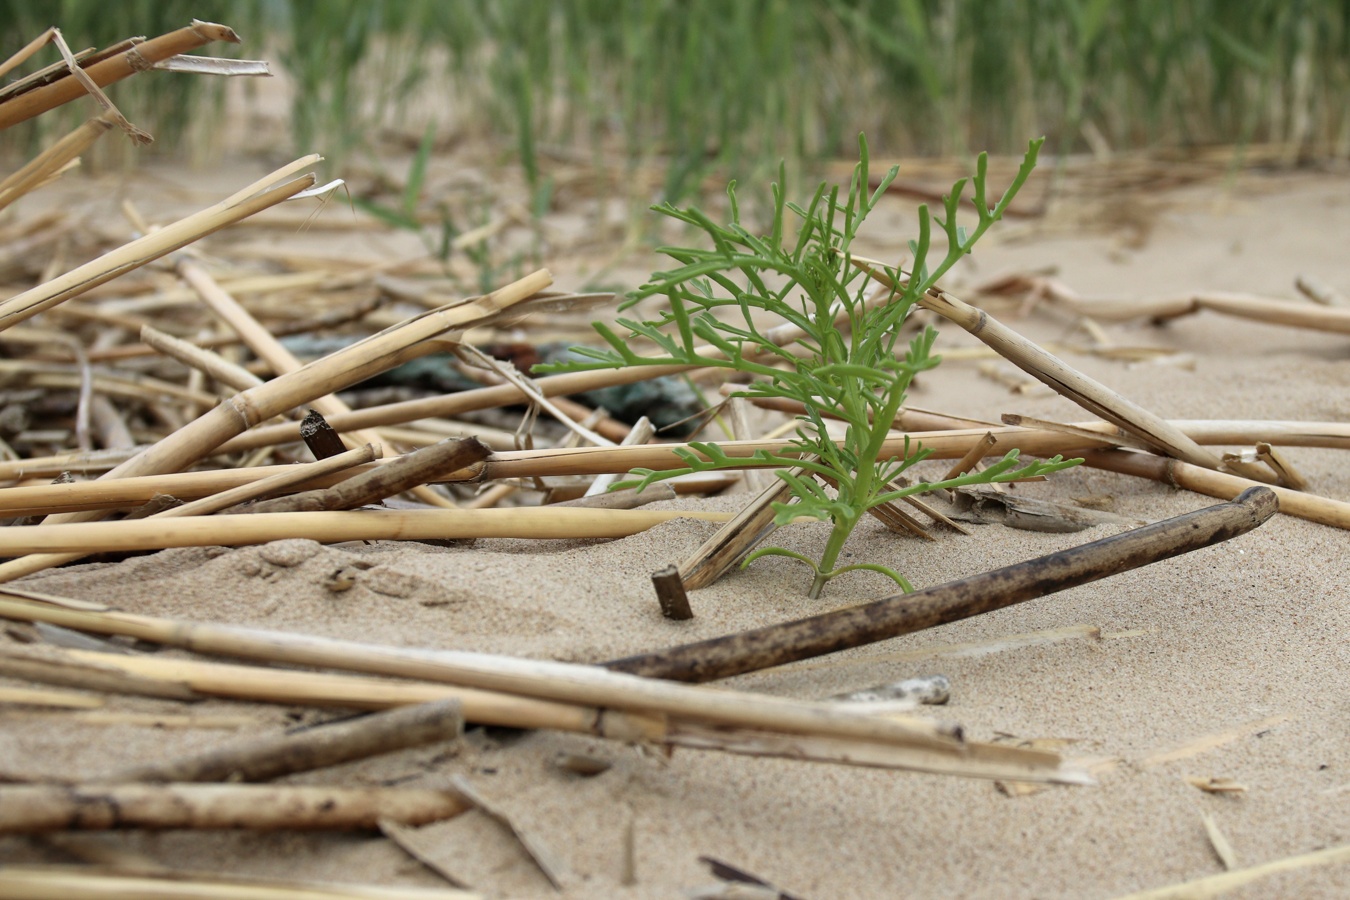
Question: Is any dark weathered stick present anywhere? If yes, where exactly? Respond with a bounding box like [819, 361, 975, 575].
[241, 437, 489, 514]
[652, 565, 693, 620]
[605, 487, 1278, 682]
[102, 699, 463, 784]
[0, 783, 468, 833]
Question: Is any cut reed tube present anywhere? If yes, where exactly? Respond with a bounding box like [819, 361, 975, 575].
[605, 487, 1278, 681]
[0, 508, 733, 555]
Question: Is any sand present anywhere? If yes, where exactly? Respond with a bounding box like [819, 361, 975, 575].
[1, 166, 1348, 898]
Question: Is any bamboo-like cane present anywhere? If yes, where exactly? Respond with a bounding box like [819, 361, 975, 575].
[0, 168, 321, 333]
[104, 699, 464, 784]
[604, 487, 1278, 682]
[0, 867, 481, 900]
[0, 21, 242, 130]
[0, 783, 468, 834]
[0, 113, 115, 211]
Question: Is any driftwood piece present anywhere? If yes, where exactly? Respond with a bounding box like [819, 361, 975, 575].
[0, 866, 481, 899]
[604, 487, 1277, 682]
[242, 437, 489, 514]
[0, 783, 468, 833]
[652, 565, 694, 620]
[103, 699, 463, 784]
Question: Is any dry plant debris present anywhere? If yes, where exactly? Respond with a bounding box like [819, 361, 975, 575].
[0, 14, 1348, 899]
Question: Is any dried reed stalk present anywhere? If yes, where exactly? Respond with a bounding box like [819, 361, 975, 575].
[0, 21, 242, 130]
[105, 699, 464, 784]
[0, 783, 468, 833]
[1110, 843, 1350, 900]
[1057, 290, 1350, 335]
[0, 159, 322, 333]
[854, 259, 1265, 479]
[0, 867, 481, 900]
[678, 473, 797, 590]
[0, 507, 731, 555]
[1079, 449, 1350, 529]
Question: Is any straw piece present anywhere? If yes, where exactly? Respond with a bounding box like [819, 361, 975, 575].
[242, 437, 488, 514]
[1255, 441, 1308, 491]
[104, 699, 464, 784]
[604, 488, 1277, 682]
[1108, 843, 1350, 900]
[0, 684, 102, 709]
[554, 483, 677, 509]
[0, 783, 468, 834]
[0, 867, 480, 900]
[1295, 274, 1348, 307]
[1200, 811, 1240, 870]
[0, 507, 733, 555]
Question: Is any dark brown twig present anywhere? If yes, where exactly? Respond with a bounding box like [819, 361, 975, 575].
[605, 487, 1277, 682]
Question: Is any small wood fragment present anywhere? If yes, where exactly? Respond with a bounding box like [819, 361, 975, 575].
[652, 565, 694, 620]
[1255, 442, 1307, 491]
[103, 699, 464, 784]
[300, 407, 347, 460]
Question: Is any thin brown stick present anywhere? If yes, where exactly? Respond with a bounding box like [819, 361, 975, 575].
[604, 487, 1277, 682]
[104, 699, 464, 784]
[0, 783, 468, 834]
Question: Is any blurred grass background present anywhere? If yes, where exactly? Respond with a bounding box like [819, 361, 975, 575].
[2, 0, 1348, 204]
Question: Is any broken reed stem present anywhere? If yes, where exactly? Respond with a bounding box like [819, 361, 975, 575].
[3, 419, 1348, 519]
[1079, 449, 1350, 528]
[0, 20, 242, 130]
[604, 487, 1278, 682]
[0, 783, 468, 834]
[0, 868, 480, 900]
[241, 437, 488, 513]
[5, 643, 1074, 782]
[1110, 843, 1350, 900]
[104, 699, 464, 784]
[0, 507, 733, 555]
[1052, 289, 1350, 335]
[0, 113, 116, 211]
[0, 592, 965, 752]
[0, 169, 320, 333]
[0, 269, 551, 581]
[8, 444, 380, 575]
[212, 288, 894, 454]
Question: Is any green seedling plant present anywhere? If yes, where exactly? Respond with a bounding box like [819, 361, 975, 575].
[542, 136, 1080, 598]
